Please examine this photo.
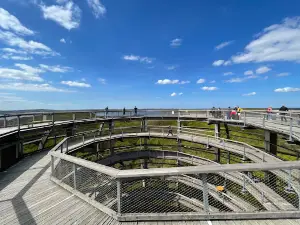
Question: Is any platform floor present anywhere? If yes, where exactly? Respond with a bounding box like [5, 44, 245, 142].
[1, 150, 300, 225]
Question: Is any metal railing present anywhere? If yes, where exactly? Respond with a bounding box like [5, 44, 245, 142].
[50, 149, 300, 221]
[1, 109, 300, 140]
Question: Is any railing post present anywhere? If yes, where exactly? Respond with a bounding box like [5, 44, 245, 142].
[241, 175, 247, 193]
[73, 113, 76, 121]
[117, 179, 122, 215]
[51, 155, 54, 176]
[242, 146, 246, 161]
[285, 169, 293, 192]
[263, 115, 265, 128]
[52, 113, 54, 126]
[243, 111, 246, 127]
[82, 134, 85, 144]
[66, 139, 68, 153]
[202, 174, 209, 212]
[17, 115, 20, 131]
[73, 164, 77, 190]
[289, 117, 293, 142]
[3, 116, 7, 128]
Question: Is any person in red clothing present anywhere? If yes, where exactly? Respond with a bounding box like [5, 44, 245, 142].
[267, 106, 272, 120]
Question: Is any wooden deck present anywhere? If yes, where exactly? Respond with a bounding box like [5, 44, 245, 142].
[1, 150, 300, 224]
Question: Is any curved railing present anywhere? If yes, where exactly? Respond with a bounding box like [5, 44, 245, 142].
[49, 126, 300, 221]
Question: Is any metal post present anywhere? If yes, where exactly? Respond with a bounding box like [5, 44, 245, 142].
[117, 180, 122, 214]
[3, 116, 7, 128]
[243, 111, 246, 127]
[206, 136, 209, 149]
[73, 113, 76, 121]
[263, 115, 265, 127]
[66, 139, 68, 153]
[202, 174, 209, 212]
[73, 164, 77, 189]
[82, 134, 85, 144]
[242, 146, 246, 161]
[51, 155, 54, 176]
[289, 117, 293, 142]
[89, 112, 92, 119]
[17, 115, 20, 131]
[52, 113, 54, 126]
[241, 175, 247, 193]
[285, 169, 293, 192]
[227, 150, 230, 164]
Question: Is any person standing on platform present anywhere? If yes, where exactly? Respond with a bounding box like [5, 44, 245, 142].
[105, 106, 108, 118]
[167, 125, 173, 136]
[279, 105, 288, 122]
[267, 106, 272, 120]
[237, 106, 243, 120]
[134, 106, 137, 116]
[123, 107, 126, 116]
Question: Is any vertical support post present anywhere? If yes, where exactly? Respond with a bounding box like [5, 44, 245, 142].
[17, 115, 20, 132]
[202, 174, 209, 212]
[73, 164, 77, 190]
[52, 113, 54, 126]
[66, 139, 68, 153]
[241, 175, 247, 193]
[3, 116, 7, 128]
[82, 134, 85, 144]
[289, 117, 293, 142]
[177, 118, 181, 135]
[285, 169, 293, 192]
[227, 150, 230, 164]
[117, 180, 122, 214]
[241, 146, 246, 161]
[214, 123, 220, 138]
[73, 113, 76, 121]
[89, 112, 92, 119]
[243, 111, 246, 127]
[51, 155, 54, 176]
[263, 115, 265, 128]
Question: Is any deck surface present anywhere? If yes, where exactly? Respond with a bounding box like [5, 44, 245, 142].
[1, 150, 300, 224]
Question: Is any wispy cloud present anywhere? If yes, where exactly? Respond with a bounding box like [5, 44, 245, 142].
[0, 8, 34, 35]
[196, 78, 205, 84]
[215, 40, 234, 50]
[178, 92, 183, 96]
[123, 54, 154, 64]
[274, 87, 300, 92]
[201, 86, 218, 91]
[61, 80, 91, 87]
[170, 92, 176, 97]
[223, 72, 234, 76]
[212, 60, 224, 66]
[0, 83, 72, 92]
[170, 38, 182, 47]
[39, 1, 81, 30]
[243, 92, 256, 96]
[166, 65, 178, 70]
[210, 80, 216, 83]
[244, 70, 254, 75]
[230, 17, 300, 64]
[86, 0, 106, 18]
[39, 64, 72, 73]
[156, 79, 189, 85]
[277, 72, 290, 77]
[256, 66, 271, 74]
[60, 38, 66, 43]
[98, 78, 106, 84]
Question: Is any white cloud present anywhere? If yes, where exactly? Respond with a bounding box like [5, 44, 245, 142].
[256, 66, 271, 74]
[210, 80, 216, 83]
[61, 80, 91, 87]
[123, 55, 154, 64]
[170, 38, 182, 47]
[40, 1, 81, 30]
[0, 31, 57, 56]
[274, 87, 300, 92]
[243, 92, 256, 96]
[277, 72, 290, 77]
[223, 61, 231, 66]
[2, 48, 27, 54]
[223, 72, 234, 76]
[225, 76, 258, 83]
[39, 64, 72, 73]
[170, 92, 176, 97]
[231, 17, 300, 64]
[215, 40, 234, 50]
[2, 54, 33, 61]
[156, 79, 179, 84]
[15, 63, 44, 74]
[178, 92, 183, 96]
[166, 65, 178, 70]
[98, 78, 106, 84]
[197, 78, 205, 84]
[60, 38, 66, 43]
[0, 67, 43, 82]
[179, 80, 190, 84]
[244, 70, 254, 75]
[0, 83, 71, 92]
[201, 86, 218, 91]
[212, 60, 225, 66]
[87, 0, 106, 18]
[0, 8, 34, 35]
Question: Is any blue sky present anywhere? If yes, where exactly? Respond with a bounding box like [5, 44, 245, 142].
[0, 0, 300, 110]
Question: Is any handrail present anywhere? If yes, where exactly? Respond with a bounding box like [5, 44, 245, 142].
[50, 149, 300, 179]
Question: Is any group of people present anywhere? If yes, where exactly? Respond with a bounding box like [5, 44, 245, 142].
[266, 105, 289, 121]
[104, 106, 138, 118]
[210, 106, 243, 120]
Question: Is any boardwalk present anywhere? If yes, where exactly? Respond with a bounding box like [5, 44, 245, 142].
[1, 150, 300, 225]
